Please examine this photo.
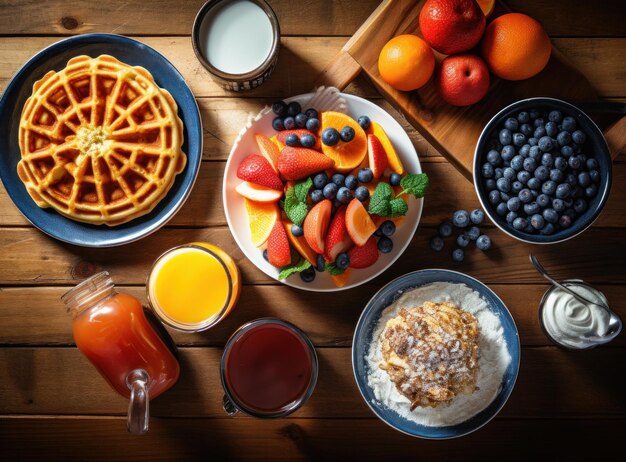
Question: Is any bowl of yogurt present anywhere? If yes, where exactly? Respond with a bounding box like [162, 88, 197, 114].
[539, 279, 622, 349]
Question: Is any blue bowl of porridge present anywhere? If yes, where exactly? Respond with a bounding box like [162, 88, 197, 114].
[352, 269, 520, 439]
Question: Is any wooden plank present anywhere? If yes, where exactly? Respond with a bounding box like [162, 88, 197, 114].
[0, 226, 625, 286]
[1, 37, 625, 98]
[0, 417, 622, 460]
[0, 0, 381, 37]
[0, 284, 623, 347]
[0, 347, 624, 418]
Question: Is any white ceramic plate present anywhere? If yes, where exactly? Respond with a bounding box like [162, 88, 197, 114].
[222, 92, 423, 291]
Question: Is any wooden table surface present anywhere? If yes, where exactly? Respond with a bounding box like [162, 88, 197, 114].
[0, 1, 625, 460]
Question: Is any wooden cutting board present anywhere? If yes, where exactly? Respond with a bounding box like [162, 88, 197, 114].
[316, 0, 625, 181]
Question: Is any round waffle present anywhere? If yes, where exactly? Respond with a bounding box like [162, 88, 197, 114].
[17, 54, 186, 226]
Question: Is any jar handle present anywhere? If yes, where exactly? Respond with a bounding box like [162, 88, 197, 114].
[126, 369, 150, 434]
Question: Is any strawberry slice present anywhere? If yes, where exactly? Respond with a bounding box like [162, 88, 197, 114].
[237, 154, 283, 190]
[303, 199, 332, 254]
[278, 147, 334, 181]
[255, 133, 280, 172]
[324, 205, 353, 262]
[267, 221, 291, 268]
[367, 134, 389, 179]
[348, 236, 379, 268]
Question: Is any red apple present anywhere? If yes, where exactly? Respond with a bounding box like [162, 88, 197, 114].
[419, 0, 486, 55]
[436, 54, 490, 106]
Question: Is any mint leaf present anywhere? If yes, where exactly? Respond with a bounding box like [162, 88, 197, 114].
[326, 263, 346, 276]
[284, 178, 312, 226]
[398, 173, 429, 199]
[368, 182, 394, 216]
[295, 177, 312, 203]
[278, 259, 312, 280]
[389, 198, 408, 217]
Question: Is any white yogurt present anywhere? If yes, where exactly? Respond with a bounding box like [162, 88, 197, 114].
[540, 280, 610, 349]
[198, 0, 274, 75]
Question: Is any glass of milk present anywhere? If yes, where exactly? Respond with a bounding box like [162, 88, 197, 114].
[192, 0, 280, 91]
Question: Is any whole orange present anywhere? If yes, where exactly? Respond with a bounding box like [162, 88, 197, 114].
[378, 34, 435, 91]
[481, 13, 551, 81]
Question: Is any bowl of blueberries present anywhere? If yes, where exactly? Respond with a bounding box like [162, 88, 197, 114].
[474, 97, 612, 244]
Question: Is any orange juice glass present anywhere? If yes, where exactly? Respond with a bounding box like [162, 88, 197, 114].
[147, 242, 241, 332]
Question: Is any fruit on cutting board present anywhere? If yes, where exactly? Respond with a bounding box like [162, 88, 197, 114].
[481, 13, 551, 81]
[436, 54, 490, 106]
[378, 34, 435, 91]
[419, 0, 486, 54]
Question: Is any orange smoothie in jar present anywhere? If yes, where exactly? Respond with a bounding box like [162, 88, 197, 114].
[147, 242, 240, 331]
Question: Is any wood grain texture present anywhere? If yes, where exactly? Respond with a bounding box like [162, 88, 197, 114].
[0, 284, 623, 347]
[1, 347, 624, 418]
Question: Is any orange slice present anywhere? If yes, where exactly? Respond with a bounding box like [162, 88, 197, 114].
[244, 198, 280, 248]
[367, 122, 404, 174]
[345, 198, 377, 247]
[283, 221, 318, 266]
[330, 268, 352, 288]
[270, 135, 285, 152]
[235, 181, 282, 202]
[321, 111, 367, 172]
[476, 0, 495, 17]
[255, 133, 280, 172]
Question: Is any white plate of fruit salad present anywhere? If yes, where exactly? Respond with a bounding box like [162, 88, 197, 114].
[223, 89, 427, 291]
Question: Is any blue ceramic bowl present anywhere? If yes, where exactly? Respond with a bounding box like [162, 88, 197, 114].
[352, 269, 520, 439]
[473, 97, 612, 244]
[0, 34, 202, 247]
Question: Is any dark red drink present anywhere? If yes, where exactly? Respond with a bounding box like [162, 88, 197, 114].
[221, 319, 317, 417]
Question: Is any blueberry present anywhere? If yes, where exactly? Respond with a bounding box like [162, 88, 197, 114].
[331, 173, 345, 186]
[540, 223, 554, 235]
[554, 156, 567, 171]
[313, 173, 329, 189]
[559, 214, 573, 228]
[287, 101, 301, 117]
[568, 156, 582, 170]
[571, 186, 583, 199]
[262, 249, 269, 261]
[337, 186, 352, 204]
[300, 267, 316, 283]
[520, 123, 533, 136]
[499, 128, 512, 145]
[284, 116, 296, 130]
[540, 153, 554, 168]
[585, 183, 598, 198]
[340, 126, 355, 142]
[589, 170, 600, 184]
[345, 174, 358, 190]
[378, 237, 393, 254]
[487, 149, 501, 166]
[518, 111, 530, 123]
[530, 214, 545, 230]
[501, 145, 516, 162]
[565, 173, 577, 187]
[285, 134, 300, 146]
[572, 130, 586, 144]
[305, 108, 318, 119]
[577, 171, 591, 188]
[541, 180, 557, 195]
[517, 170, 531, 184]
[555, 183, 571, 199]
[507, 197, 521, 212]
[529, 146, 542, 160]
[482, 163, 495, 178]
[272, 101, 288, 116]
[430, 235, 445, 252]
[322, 128, 340, 146]
[523, 157, 537, 172]
[524, 202, 540, 215]
[573, 198, 588, 214]
[528, 137, 539, 147]
[586, 158, 598, 170]
[503, 167, 516, 180]
[511, 181, 523, 193]
[452, 248, 465, 262]
[518, 188, 533, 203]
[485, 179, 497, 191]
[453, 210, 470, 228]
[506, 211, 518, 223]
[504, 117, 519, 131]
[548, 110, 563, 123]
[534, 118, 545, 128]
[439, 221, 453, 237]
[535, 165, 550, 181]
[560, 145, 574, 158]
[519, 144, 531, 157]
[488, 190, 501, 205]
[457, 234, 470, 248]
[467, 226, 481, 240]
[355, 186, 369, 202]
[556, 131, 572, 146]
[335, 252, 350, 269]
[496, 202, 508, 217]
[470, 209, 485, 225]
[513, 217, 528, 230]
[314, 254, 325, 272]
[552, 198, 565, 212]
[357, 115, 371, 130]
[545, 121, 558, 137]
[295, 112, 307, 128]
[527, 177, 542, 190]
[538, 136, 554, 152]
[534, 126, 547, 139]
[524, 223, 535, 233]
[305, 118, 320, 132]
[562, 116, 577, 132]
[300, 134, 316, 148]
[576, 153, 587, 165]
[272, 117, 285, 131]
[536, 194, 549, 208]
[323, 183, 338, 199]
[357, 168, 373, 183]
[511, 155, 524, 171]
[476, 235, 491, 251]
[381, 173, 399, 189]
[500, 192, 511, 202]
[542, 208, 558, 224]
[380, 220, 396, 237]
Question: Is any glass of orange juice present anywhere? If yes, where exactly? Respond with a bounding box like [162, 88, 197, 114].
[147, 242, 241, 332]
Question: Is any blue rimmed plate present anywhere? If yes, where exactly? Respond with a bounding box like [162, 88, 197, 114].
[0, 34, 202, 247]
[352, 269, 520, 439]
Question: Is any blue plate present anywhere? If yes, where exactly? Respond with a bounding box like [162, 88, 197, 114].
[352, 269, 520, 439]
[0, 34, 202, 247]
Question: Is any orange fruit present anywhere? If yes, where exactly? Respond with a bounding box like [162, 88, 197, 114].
[378, 34, 435, 91]
[269, 135, 284, 152]
[255, 133, 280, 172]
[481, 13, 551, 81]
[244, 198, 280, 247]
[235, 181, 282, 202]
[283, 221, 318, 266]
[476, 0, 495, 16]
[330, 268, 352, 288]
[367, 122, 404, 174]
[320, 112, 367, 172]
[345, 198, 377, 247]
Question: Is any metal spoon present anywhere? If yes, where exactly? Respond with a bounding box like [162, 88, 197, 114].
[529, 253, 622, 342]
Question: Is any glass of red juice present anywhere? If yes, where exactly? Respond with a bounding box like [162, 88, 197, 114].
[220, 318, 318, 418]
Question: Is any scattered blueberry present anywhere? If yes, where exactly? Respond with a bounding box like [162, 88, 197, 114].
[300, 267, 316, 283]
[300, 134, 316, 148]
[355, 186, 369, 202]
[285, 133, 300, 147]
[452, 248, 465, 262]
[322, 128, 340, 146]
[357, 168, 373, 183]
[340, 126, 355, 142]
[306, 118, 320, 132]
[291, 223, 304, 237]
[323, 183, 338, 199]
[456, 234, 470, 248]
[390, 173, 402, 187]
[470, 209, 485, 225]
[430, 235, 445, 252]
[345, 175, 358, 190]
[378, 237, 393, 253]
[439, 221, 453, 237]
[452, 210, 470, 228]
[357, 115, 371, 130]
[337, 187, 352, 204]
[476, 235, 491, 250]
[286, 101, 301, 117]
[272, 117, 285, 131]
[335, 252, 350, 269]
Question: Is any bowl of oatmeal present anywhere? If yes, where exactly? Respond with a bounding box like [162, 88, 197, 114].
[352, 269, 520, 439]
